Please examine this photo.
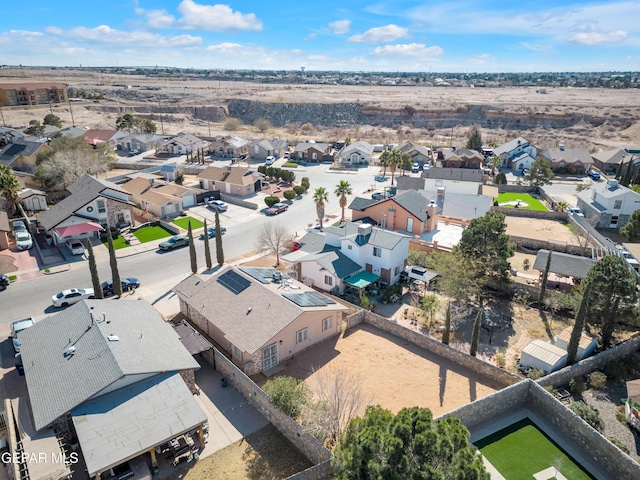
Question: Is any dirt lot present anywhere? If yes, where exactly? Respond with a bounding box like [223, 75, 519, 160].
[505, 216, 580, 245]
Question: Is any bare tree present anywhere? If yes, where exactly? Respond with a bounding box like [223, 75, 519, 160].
[257, 222, 292, 267]
[301, 366, 373, 447]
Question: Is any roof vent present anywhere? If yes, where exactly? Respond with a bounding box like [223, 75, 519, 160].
[63, 346, 76, 358]
[357, 224, 372, 236]
[607, 179, 619, 189]
[559, 144, 565, 151]
[107, 334, 119, 342]
[272, 271, 283, 283]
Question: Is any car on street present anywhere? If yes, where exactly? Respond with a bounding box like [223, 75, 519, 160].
[0, 274, 9, 289]
[101, 278, 140, 296]
[266, 203, 288, 215]
[52, 288, 95, 307]
[159, 235, 189, 251]
[10, 317, 36, 353]
[588, 170, 601, 181]
[15, 230, 33, 250]
[66, 240, 85, 255]
[199, 226, 227, 239]
[207, 199, 228, 212]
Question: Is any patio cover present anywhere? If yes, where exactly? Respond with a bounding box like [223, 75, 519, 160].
[345, 271, 381, 289]
[54, 221, 103, 238]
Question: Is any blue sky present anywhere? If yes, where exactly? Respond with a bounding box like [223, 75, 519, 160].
[1, 0, 638, 72]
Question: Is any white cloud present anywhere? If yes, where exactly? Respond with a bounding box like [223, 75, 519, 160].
[349, 24, 408, 44]
[304, 33, 317, 40]
[206, 42, 244, 53]
[371, 43, 443, 57]
[328, 20, 351, 35]
[467, 53, 494, 65]
[176, 0, 262, 31]
[567, 30, 627, 45]
[44, 25, 201, 47]
[144, 9, 176, 29]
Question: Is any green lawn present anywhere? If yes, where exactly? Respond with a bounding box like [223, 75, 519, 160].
[102, 234, 130, 250]
[172, 216, 204, 230]
[476, 419, 594, 480]
[133, 225, 174, 243]
[496, 192, 548, 211]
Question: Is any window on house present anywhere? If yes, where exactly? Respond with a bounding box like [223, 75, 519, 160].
[322, 316, 333, 332]
[312, 152, 318, 160]
[233, 346, 243, 360]
[614, 200, 622, 209]
[324, 275, 333, 286]
[97, 199, 106, 213]
[348, 245, 352, 250]
[394, 265, 402, 276]
[373, 247, 382, 257]
[296, 328, 308, 344]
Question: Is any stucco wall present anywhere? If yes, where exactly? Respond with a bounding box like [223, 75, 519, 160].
[352, 202, 426, 235]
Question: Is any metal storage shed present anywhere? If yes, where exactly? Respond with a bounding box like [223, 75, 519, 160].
[520, 340, 568, 374]
[554, 327, 598, 361]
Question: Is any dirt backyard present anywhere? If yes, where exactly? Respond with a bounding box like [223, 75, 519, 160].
[505, 216, 580, 245]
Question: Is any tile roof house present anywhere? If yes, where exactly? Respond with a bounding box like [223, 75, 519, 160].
[198, 165, 264, 196]
[121, 176, 199, 219]
[37, 174, 135, 245]
[493, 137, 538, 171]
[293, 142, 332, 163]
[436, 148, 483, 169]
[17, 300, 206, 479]
[173, 266, 347, 375]
[212, 135, 250, 158]
[335, 141, 374, 166]
[286, 221, 410, 292]
[0, 140, 52, 173]
[541, 144, 592, 173]
[576, 178, 640, 229]
[248, 137, 288, 159]
[83, 129, 126, 148]
[163, 133, 209, 155]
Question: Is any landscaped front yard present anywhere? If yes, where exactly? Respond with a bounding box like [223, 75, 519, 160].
[133, 225, 174, 243]
[173, 216, 204, 230]
[497, 192, 548, 211]
[102, 234, 130, 250]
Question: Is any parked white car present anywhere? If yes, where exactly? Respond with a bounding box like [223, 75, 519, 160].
[207, 199, 228, 212]
[66, 240, 85, 255]
[52, 288, 95, 308]
[15, 230, 33, 250]
[10, 317, 35, 353]
[265, 156, 275, 166]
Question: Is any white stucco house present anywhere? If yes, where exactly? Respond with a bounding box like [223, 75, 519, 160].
[493, 137, 538, 171]
[335, 141, 374, 166]
[577, 178, 640, 229]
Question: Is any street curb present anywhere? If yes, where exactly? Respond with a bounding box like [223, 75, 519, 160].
[44, 264, 71, 274]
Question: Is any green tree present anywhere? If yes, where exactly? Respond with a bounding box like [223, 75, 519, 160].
[442, 302, 452, 345]
[107, 229, 123, 297]
[139, 118, 157, 134]
[263, 376, 310, 419]
[203, 218, 212, 270]
[43, 113, 62, 128]
[583, 255, 637, 349]
[24, 119, 45, 136]
[175, 171, 184, 185]
[334, 180, 353, 223]
[313, 187, 329, 231]
[470, 308, 482, 357]
[427, 250, 480, 305]
[387, 149, 400, 185]
[489, 156, 501, 175]
[622, 160, 633, 187]
[567, 281, 590, 366]
[344, 136, 352, 146]
[215, 210, 224, 266]
[621, 209, 640, 241]
[466, 128, 483, 153]
[0, 165, 22, 214]
[456, 211, 515, 290]
[188, 221, 197, 274]
[555, 201, 568, 212]
[494, 172, 507, 184]
[525, 157, 554, 187]
[86, 242, 104, 299]
[283, 190, 296, 201]
[293, 185, 305, 196]
[333, 406, 489, 480]
[115, 113, 136, 132]
[378, 151, 389, 177]
[264, 195, 280, 208]
[538, 251, 552, 303]
[300, 177, 310, 192]
[418, 294, 439, 325]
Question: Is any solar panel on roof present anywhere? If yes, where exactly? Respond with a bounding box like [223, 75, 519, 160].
[217, 270, 250, 294]
[3, 144, 26, 156]
[283, 291, 336, 307]
[238, 267, 280, 284]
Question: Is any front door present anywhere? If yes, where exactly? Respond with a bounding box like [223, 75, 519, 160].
[262, 343, 278, 370]
[406, 218, 414, 232]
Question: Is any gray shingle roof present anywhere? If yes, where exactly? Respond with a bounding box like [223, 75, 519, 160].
[533, 249, 595, 279]
[419, 190, 492, 220]
[591, 147, 626, 165]
[392, 190, 430, 221]
[38, 175, 132, 231]
[493, 137, 532, 157]
[297, 248, 362, 279]
[325, 221, 406, 250]
[542, 146, 592, 166]
[348, 196, 379, 211]
[0, 140, 46, 167]
[20, 300, 199, 431]
[396, 176, 426, 191]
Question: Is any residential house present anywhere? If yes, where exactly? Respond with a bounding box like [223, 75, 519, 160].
[0, 211, 10, 249]
[0, 140, 52, 173]
[15, 300, 206, 480]
[397, 141, 432, 165]
[419, 187, 493, 221]
[541, 144, 592, 173]
[436, 148, 483, 169]
[164, 133, 209, 155]
[19, 188, 47, 212]
[349, 190, 436, 236]
[212, 135, 250, 158]
[493, 137, 538, 171]
[198, 165, 264, 195]
[173, 266, 348, 375]
[38, 174, 135, 245]
[335, 141, 374, 166]
[53, 125, 87, 139]
[83, 129, 126, 149]
[577, 178, 640, 229]
[397, 166, 484, 195]
[248, 137, 288, 160]
[121, 176, 198, 219]
[591, 147, 640, 177]
[0, 82, 68, 107]
[117, 133, 168, 153]
[293, 142, 332, 163]
[0, 126, 24, 145]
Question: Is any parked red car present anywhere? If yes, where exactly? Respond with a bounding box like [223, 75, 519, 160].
[266, 203, 289, 215]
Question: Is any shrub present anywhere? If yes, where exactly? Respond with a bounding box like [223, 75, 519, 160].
[301, 180, 310, 192]
[264, 196, 280, 208]
[293, 185, 305, 196]
[263, 376, 310, 419]
[301, 123, 314, 133]
[380, 284, 402, 303]
[615, 405, 628, 425]
[526, 367, 544, 380]
[543, 385, 559, 398]
[570, 401, 604, 432]
[283, 190, 296, 201]
[608, 436, 631, 454]
[223, 117, 242, 131]
[570, 376, 586, 397]
[257, 165, 267, 175]
[283, 162, 299, 167]
[604, 356, 638, 382]
[494, 350, 506, 368]
[588, 371, 607, 390]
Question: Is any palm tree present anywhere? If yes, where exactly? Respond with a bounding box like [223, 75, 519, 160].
[379, 151, 390, 177]
[0, 165, 21, 215]
[344, 136, 352, 146]
[334, 180, 353, 224]
[555, 201, 568, 212]
[313, 187, 329, 231]
[388, 149, 401, 185]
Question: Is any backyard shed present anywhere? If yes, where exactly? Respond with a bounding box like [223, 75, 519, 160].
[554, 327, 598, 361]
[520, 340, 567, 374]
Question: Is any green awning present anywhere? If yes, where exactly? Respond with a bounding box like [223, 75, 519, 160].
[344, 271, 381, 289]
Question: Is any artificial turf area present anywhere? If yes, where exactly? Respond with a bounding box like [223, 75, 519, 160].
[102, 234, 129, 250]
[132, 225, 173, 243]
[475, 418, 594, 480]
[172, 216, 205, 230]
[496, 192, 548, 211]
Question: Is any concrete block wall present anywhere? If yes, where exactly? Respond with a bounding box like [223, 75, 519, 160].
[211, 349, 332, 466]
[492, 206, 568, 221]
[361, 311, 521, 387]
[537, 333, 640, 387]
[285, 460, 332, 480]
[344, 309, 365, 329]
